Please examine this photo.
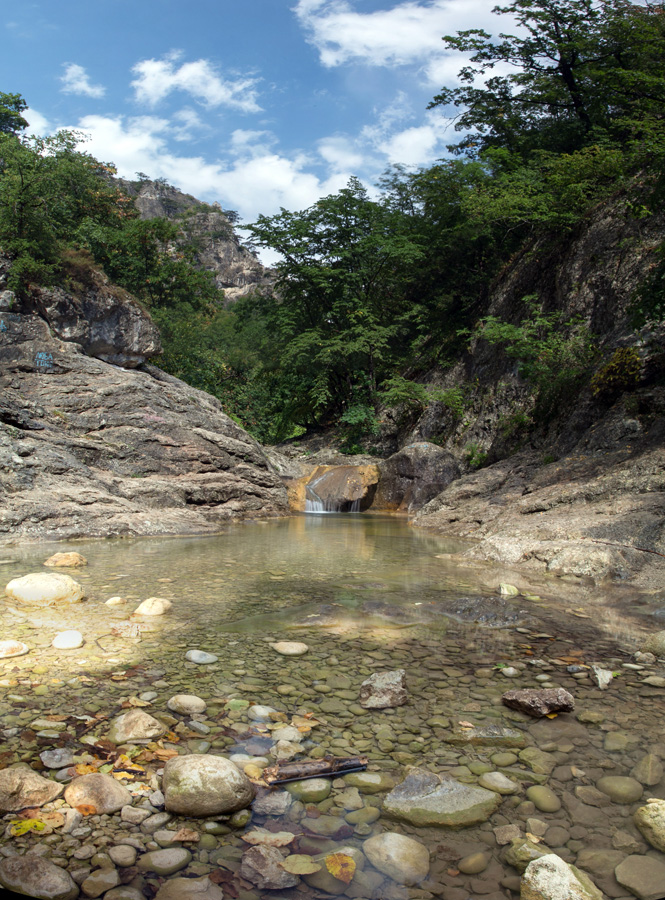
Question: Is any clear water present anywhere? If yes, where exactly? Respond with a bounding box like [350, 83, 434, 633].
[0, 514, 663, 898]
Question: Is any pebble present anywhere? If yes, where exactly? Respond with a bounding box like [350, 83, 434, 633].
[52, 630, 84, 649]
[185, 649, 219, 664]
[167, 694, 207, 715]
[270, 641, 309, 656]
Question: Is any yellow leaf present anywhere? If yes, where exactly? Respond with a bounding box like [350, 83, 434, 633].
[280, 854, 322, 875]
[545, 713, 558, 719]
[9, 819, 46, 837]
[76, 804, 97, 816]
[325, 852, 356, 884]
[74, 764, 99, 775]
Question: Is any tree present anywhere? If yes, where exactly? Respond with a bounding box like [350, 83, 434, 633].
[0, 92, 29, 134]
[429, 0, 665, 156]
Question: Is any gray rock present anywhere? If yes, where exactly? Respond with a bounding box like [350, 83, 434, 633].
[363, 832, 430, 884]
[64, 773, 132, 814]
[521, 854, 604, 900]
[374, 442, 460, 512]
[167, 694, 207, 715]
[137, 848, 192, 875]
[384, 767, 500, 827]
[359, 669, 407, 709]
[0, 764, 64, 811]
[0, 855, 78, 900]
[40, 748, 76, 769]
[154, 875, 224, 900]
[185, 649, 219, 664]
[80, 868, 121, 896]
[107, 708, 167, 744]
[596, 775, 643, 804]
[240, 845, 299, 889]
[502, 687, 574, 717]
[615, 854, 665, 900]
[163, 754, 255, 816]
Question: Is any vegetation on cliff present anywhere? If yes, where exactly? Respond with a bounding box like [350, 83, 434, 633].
[1, 0, 664, 447]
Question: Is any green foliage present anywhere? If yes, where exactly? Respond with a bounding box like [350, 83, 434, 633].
[0, 92, 29, 134]
[477, 298, 597, 414]
[378, 376, 430, 410]
[590, 347, 641, 399]
[464, 443, 488, 469]
[499, 409, 534, 438]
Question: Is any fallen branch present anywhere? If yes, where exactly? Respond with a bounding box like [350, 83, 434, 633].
[263, 755, 368, 785]
[583, 538, 665, 559]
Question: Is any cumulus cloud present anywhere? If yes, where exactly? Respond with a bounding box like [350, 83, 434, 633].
[317, 135, 364, 172]
[60, 63, 106, 98]
[24, 107, 50, 134]
[131, 52, 261, 112]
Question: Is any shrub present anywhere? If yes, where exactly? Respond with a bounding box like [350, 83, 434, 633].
[590, 347, 641, 399]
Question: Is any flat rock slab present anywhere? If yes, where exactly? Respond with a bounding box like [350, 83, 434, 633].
[615, 854, 665, 900]
[445, 724, 527, 748]
[502, 687, 575, 717]
[384, 767, 500, 828]
[359, 669, 407, 709]
[0, 855, 78, 900]
[0, 764, 64, 811]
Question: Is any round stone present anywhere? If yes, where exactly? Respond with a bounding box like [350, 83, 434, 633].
[270, 641, 309, 656]
[363, 832, 430, 885]
[458, 852, 489, 875]
[247, 704, 278, 721]
[64, 773, 132, 814]
[0, 855, 78, 900]
[137, 848, 192, 875]
[167, 694, 207, 715]
[185, 649, 219, 664]
[596, 776, 643, 805]
[0, 640, 29, 658]
[44, 552, 87, 568]
[52, 630, 84, 650]
[526, 785, 562, 812]
[163, 754, 255, 816]
[107, 708, 167, 744]
[479, 771, 518, 794]
[285, 778, 332, 803]
[134, 596, 172, 616]
[5, 572, 83, 606]
[109, 845, 138, 867]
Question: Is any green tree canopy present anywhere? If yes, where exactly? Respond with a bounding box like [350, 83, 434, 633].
[0, 92, 29, 134]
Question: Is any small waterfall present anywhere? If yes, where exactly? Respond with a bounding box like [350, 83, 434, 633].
[304, 470, 362, 514]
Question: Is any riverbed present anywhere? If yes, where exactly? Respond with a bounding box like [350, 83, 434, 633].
[0, 514, 664, 899]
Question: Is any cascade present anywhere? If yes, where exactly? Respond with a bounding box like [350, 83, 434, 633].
[303, 465, 376, 514]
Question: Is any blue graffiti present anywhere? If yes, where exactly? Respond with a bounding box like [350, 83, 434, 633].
[0, 320, 7, 332]
[35, 351, 54, 369]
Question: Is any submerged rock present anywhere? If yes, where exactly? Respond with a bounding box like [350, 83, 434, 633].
[5, 573, 83, 606]
[384, 767, 500, 828]
[0, 640, 29, 658]
[64, 773, 132, 814]
[0, 764, 64, 811]
[615, 854, 665, 900]
[44, 552, 87, 567]
[134, 597, 172, 616]
[167, 694, 207, 715]
[240, 845, 299, 889]
[640, 631, 665, 657]
[502, 687, 575, 717]
[185, 649, 219, 664]
[359, 669, 407, 709]
[521, 854, 604, 900]
[163, 754, 255, 816]
[154, 875, 224, 900]
[634, 798, 665, 852]
[107, 708, 167, 744]
[446, 723, 527, 748]
[0, 855, 78, 900]
[270, 641, 309, 656]
[363, 832, 430, 884]
[52, 630, 84, 650]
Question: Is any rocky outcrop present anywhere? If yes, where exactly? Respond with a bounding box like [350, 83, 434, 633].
[0, 278, 287, 541]
[373, 442, 460, 511]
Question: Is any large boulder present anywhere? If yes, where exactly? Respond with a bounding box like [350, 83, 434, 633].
[303, 464, 379, 512]
[0, 856, 78, 900]
[374, 442, 460, 511]
[383, 767, 500, 828]
[163, 754, 255, 816]
[5, 573, 83, 606]
[521, 854, 604, 900]
[0, 764, 64, 811]
[363, 833, 430, 884]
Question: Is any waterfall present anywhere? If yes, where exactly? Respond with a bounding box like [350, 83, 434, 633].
[304, 470, 362, 514]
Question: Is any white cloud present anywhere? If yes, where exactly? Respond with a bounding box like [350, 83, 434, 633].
[60, 63, 106, 98]
[229, 129, 278, 158]
[294, 0, 505, 84]
[131, 52, 261, 112]
[24, 107, 50, 134]
[172, 107, 207, 142]
[317, 135, 364, 172]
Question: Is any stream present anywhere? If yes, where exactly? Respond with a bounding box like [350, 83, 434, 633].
[0, 514, 664, 899]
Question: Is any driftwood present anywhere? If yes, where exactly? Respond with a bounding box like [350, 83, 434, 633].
[263, 755, 368, 785]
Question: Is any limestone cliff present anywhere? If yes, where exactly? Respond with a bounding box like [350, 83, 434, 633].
[0, 261, 288, 541]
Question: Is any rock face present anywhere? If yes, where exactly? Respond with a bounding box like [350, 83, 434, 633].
[162, 754, 256, 816]
[5, 573, 83, 606]
[521, 854, 604, 900]
[384, 767, 500, 828]
[502, 687, 575, 717]
[0, 764, 64, 811]
[0, 855, 78, 900]
[0, 289, 287, 540]
[303, 464, 379, 512]
[359, 669, 408, 709]
[374, 442, 460, 511]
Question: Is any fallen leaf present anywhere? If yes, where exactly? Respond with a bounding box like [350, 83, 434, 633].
[526, 833, 542, 843]
[545, 713, 558, 719]
[280, 854, 322, 875]
[172, 827, 200, 842]
[241, 830, 295, 847]
[74, 764, 99, 775]
[76, 804, 97, 816]
[152, 748, 179, 761]
[325, 852, 356, 884]
[8, 818, 47, 837]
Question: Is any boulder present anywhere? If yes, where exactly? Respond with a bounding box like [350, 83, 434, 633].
[641, 631, 665, 657]
[167, 694, 207, 715]
[0, 855, 78, 900]
[107, 708, 167, 744]
[359, 669, 407, 709]
[374, 442, 460, 512]
[303, 464, 379, 512]
[0, 764, 64, 811]
[634, 798, 665, 852]
[64, 773, 132, 813]
[5, 572, 83, 606]
[240, 845, 299, 889]
[44, 552, 87, 567]
[363, 832, 430, 884]
[384, 767, 500, 828]
[502, 687, 575, 717]
[521, 853, 605, 900]
[154, 876, 224, 900]
[134, 596, 172, 616]
[163, 754, 255, 816]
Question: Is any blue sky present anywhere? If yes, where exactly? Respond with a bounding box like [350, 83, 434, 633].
[7, 0, 508, 239]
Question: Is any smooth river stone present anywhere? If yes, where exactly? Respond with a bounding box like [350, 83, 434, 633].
[285, 778, 331, 803]
[167, 694, 207, 715]
[596, 776, 643, 804]
[64, 773, 132, 814]
[5, 572, 83, 606]
[478, 771, 518, 794]
[270, 641, 309, 656]
[137, 848, 192, 875]
[0, 855, 78, 900]
[344, 771, 395, 794]
[0, 640, 29, 658]
[52, 630, 84, 649]
[185, 649, 219, 664]
[163, 754, 255, 816]
[384, 767, 500, 828]
[154, 876, 224, 900]
[134, 596, 172, 616]
[363, 833, 430, 885]
[634, 799, 665, 852]
[526, 785, 561, 812]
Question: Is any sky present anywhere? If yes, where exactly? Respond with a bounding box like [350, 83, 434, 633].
[5, 0, 514, 248]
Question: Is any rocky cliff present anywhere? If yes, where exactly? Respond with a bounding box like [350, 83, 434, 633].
[118, 179, 274, 302]
[0, 260, 288, 542]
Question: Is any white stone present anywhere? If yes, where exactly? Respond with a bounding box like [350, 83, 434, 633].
[105, 596, 127, 606]
[134, 596, 172, 616]
[0, 640, 29, 658]
[5, 572, 83, 606]
[52, 630, 84, 650]
[270, 641, 309, 656]
[478, 771, 518, 794]
[186, 649, 218, 664]
[521, 853, 604, 900]
[167, 694, 207, 715]
[247, 704, 278, 721]
[107, 708, 167, 744]
[363, 832, 430, 885]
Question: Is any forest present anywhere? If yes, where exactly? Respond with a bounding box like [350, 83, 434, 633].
[1, 0, 664, 448]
